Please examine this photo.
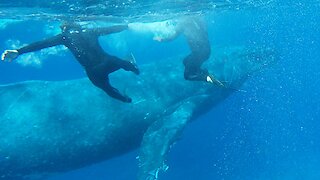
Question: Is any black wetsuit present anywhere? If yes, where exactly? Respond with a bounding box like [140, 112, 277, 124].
[17, 25, 139, 103]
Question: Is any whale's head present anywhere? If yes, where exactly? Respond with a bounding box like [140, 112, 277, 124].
[207, 46, 277, 89]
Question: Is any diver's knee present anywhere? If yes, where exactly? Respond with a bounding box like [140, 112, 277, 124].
[87, 76, 105, 89]
[183, 54, 195, 66]
[200, 47, 211, 60]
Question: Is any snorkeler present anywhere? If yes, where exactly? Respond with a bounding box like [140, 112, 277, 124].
[1, 22, 139, 103]
[153, 16, 221, 85]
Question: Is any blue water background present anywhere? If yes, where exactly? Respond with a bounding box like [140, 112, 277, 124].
[0, 2, 319, 179]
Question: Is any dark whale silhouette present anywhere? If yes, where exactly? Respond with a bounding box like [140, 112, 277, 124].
[0, 46, 275, 180]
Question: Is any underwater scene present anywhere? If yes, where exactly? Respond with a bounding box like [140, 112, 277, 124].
[0, 0, 319, 179]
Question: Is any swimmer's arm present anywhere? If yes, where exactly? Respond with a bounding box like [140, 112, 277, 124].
[2, 34, 63, 62]
[17, 34, 63, 55]
[90, 25, 128, 36]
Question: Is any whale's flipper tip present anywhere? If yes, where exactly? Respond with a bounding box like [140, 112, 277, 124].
[137, 98, 205, 180]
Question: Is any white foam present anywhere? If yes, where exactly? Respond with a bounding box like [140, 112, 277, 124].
[128, 20, 177, 40]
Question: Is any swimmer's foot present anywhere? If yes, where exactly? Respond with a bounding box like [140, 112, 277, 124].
[121, 60, 140, 75]
[129, 61, 140, 75]
[128, 53, 140, 75]
[184, 68, 209, 82]
[185, 68, 224, 87]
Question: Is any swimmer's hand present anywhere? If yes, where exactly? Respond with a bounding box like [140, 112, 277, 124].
[1, 50, 19, 62]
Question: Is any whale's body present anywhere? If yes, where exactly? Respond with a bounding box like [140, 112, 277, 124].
[0, 47, 275, 179]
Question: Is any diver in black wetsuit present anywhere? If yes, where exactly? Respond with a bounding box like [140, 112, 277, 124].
[153, 16, 221, 84]
[1, 23, 139, 103]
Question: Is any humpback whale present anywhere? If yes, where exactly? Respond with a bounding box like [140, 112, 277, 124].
[0, 46, 275, 180]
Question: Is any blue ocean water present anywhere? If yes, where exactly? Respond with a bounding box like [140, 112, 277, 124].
[0, 1, 319, 179]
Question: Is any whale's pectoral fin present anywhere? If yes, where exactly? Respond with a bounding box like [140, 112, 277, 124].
[137, 100, 196, 180]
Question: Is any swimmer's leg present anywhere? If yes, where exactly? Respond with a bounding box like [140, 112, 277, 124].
[110, 56, 140, 75]
[183, 53, 223, 85]
[86, 69, 132, 103]
[183, 53, 209, 81]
